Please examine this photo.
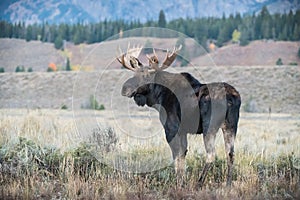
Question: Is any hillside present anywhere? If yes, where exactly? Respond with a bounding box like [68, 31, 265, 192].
[0, 66, 299, 114]
[193, 40, 300, 66]
[1, 38, 299, 113]
[0, 38, 65, 72]
[0, 38, 299, 72]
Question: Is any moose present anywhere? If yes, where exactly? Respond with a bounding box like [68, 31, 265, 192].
[117, 44, 241, 187]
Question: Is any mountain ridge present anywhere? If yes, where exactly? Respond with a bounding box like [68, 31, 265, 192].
[1, 0, 299, 24]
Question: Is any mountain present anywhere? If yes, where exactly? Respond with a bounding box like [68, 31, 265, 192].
[0, 0, 299, 24]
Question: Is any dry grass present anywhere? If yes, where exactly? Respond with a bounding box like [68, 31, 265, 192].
[0, 109, 299, 199]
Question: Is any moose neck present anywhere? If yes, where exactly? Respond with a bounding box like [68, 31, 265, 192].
[146, 81, 179, 115]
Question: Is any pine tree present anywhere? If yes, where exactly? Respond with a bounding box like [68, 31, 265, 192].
[158, 10, 166, 28]
[292, 23, 300, 41]
[66, 57, 71, 71]
[240, 28, 250, 46]
[15, 66, 20, 72]
[73, 29, 82, 45]
[54, 35, 63, 50]
[25, 25, 32, 41]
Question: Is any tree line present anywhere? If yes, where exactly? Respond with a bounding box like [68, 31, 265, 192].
[0, 6, 299, 50]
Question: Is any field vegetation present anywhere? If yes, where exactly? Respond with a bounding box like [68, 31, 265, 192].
[0, 109, 299, 199]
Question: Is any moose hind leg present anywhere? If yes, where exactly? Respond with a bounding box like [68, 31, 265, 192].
[198, 132, 216, 188]
[222, 126, 236, 187]
[168, 133, 188, 187]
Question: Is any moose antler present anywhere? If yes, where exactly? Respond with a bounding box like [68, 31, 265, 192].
[117, 43, 143, 71]
[146, 48, 160, 71]
[146, 45, 182, 71]
[161, 45, 182, 70]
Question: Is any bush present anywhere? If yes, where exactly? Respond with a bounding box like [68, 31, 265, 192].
[0, 134, 116, 179]
[88, 95, 105, 110]
[65, 57, 71, 71]
[89, 127, 118, 153]
[15, 66, 25, 72]
[47, 67, 55, 72]
[61, 104, 68, 110]
[0, 67, 4, 73]
[276, 58, 283, 65]
[0, 137, 63, 176]
[289, 62, 298, 66]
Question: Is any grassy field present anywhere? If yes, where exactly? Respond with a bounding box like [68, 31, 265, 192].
[0, 109, 299, 199]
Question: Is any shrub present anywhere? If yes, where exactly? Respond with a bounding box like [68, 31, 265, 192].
[48, 63, 57, 72]
[0, 67, 4, 73]
[66, 57, 71, 71]
[89, 127, 118, 153]
[15, 65, 25, 72]
[88, 95, 105, 110]
[61, 104, 68, 109]
[47, 67, 54, 72]
[289, 62, 298, 66]
[276, 58, 283, 65]
[0, 137, 63, 176]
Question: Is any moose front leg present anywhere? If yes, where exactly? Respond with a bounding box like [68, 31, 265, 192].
[168, 132, 188, 187]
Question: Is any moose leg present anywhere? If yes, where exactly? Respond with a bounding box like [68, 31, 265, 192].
[168, 132, 188, 187]
[198, 132, 216, 188]
[222, 127, 236, 187]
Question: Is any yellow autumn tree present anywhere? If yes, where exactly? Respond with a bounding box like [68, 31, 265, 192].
[232, 29, 241, 43]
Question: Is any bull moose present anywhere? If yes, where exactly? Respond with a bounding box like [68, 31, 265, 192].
[117, 44, 241, 187]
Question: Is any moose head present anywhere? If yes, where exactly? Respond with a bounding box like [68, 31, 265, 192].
[117, 44, 182, 107]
